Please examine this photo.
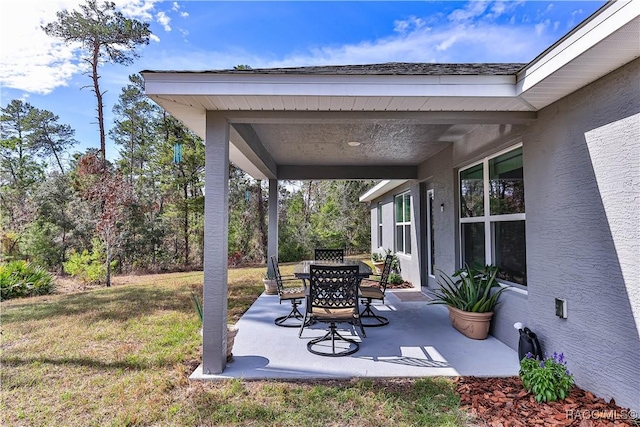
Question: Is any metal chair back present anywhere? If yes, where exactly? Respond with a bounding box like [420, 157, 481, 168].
[378, 254, 394, 293]
[313, 248, 344, 263]
[270, 255, 286, 295]
[308, 264, 359, 312]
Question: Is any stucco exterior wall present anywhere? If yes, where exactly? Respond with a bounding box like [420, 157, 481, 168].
[417, 146, 457, 288]
[369, 182, 423, 286]
[367, 57, 639, 412]
[522, 58, 640, 412]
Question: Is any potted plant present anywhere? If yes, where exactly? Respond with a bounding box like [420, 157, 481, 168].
[262, 272, 278, 295]
[430, 264, 508, 340]
[190, 288, 238, 361]
[370, 251, 385, 274]
[371, 248, 400, 274]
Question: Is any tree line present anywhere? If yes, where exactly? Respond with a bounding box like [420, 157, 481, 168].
[0, 0, 374, 286]
[0, 79, 374, 284]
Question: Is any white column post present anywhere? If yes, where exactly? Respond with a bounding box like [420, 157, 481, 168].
[266, 179, 279, 277]
[202, 112, 229, 374]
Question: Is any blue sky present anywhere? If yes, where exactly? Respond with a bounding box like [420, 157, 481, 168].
[0, 0, 606, 163]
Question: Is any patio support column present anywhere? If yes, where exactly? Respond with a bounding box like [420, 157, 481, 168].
[202, 111, 229, 374]
[267, 179, 278, 277]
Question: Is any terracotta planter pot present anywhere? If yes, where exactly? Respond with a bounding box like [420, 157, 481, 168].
[262, 278, 278, 295]
[447, 306, 494, 340]
[372, 261, 385, 275]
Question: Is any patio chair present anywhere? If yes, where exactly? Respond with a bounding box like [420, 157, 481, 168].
[300, 264, 366, 357]
[270, 256, 306, 328]
[314, 248, 344, 263]
[358, 254, 393, 327]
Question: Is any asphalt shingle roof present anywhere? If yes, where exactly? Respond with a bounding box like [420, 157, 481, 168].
[143, 62, 526, 76]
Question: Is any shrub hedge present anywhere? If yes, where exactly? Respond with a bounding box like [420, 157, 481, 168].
[0, 261, 55, 300]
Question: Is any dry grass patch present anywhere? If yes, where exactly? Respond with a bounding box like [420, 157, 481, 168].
[1, 265, 466, 426]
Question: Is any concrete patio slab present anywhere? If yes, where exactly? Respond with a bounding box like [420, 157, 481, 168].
[191, 289, 520, 380]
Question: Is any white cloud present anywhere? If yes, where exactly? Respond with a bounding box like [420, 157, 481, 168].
[156, 11, 171, 31]
[448, 1, 490, 23]
[393, 16, 426, 34]
[535, 19, 550, 36]
[0, 0, 159, 94]
[119, 0, 159, 20]
[171, 1, 188, 18]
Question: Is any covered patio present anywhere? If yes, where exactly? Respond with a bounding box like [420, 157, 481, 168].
[142, 63, 537, 375]
[191, 288, 520, 380]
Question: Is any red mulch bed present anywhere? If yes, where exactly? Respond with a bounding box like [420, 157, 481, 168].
[455, 376, 638, 426]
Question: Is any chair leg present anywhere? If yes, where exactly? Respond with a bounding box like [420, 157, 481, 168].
[307, 322, 359, 357]
[360, 298, 390, 327]
[275, 299, 305, 327]
[298, 310, 309, 337]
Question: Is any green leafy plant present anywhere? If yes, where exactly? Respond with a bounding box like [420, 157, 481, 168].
[63, 241, 108, 286]
[430, 264, 508, 312]
[190, 291, 203, 323]
[0, 260, 55, 300]
[520, 352, 574, 402]
[372, 249, 400, 272]
[388, 272, 404, 285]
[370, 252, 383, 262]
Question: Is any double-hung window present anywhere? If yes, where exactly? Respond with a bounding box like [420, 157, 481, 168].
[459, 145, 526, 285]
[377, 202, 383, 248]
[395, 191, 411, 254]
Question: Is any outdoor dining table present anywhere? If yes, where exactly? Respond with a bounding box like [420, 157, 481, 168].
[293, 259, 373, 282]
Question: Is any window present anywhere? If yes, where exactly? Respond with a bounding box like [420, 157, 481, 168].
[459, 145, 526, 285]
[395, 191, 411, 254]
[377, 202, 383, 247]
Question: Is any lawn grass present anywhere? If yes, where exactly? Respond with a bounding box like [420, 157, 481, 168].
[1, 262, 467, 426]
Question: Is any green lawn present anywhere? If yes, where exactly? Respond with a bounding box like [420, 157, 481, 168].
[1, 263, 468, 426]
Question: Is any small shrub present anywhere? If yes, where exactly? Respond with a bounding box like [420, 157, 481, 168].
[388, 272, 404, 285]
[520, 352, 574, 402]
[0, 260, 55, 300]
[63, 240, 107, 285]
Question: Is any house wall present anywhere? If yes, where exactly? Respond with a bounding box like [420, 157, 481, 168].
[522, 58, 640, 412]
[367, 57, 639, 412]
[370, 182, 423, 286]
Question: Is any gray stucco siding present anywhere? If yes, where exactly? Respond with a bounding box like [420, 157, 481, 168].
[522, 58, 639, 412]
[367, 57, 639, 412]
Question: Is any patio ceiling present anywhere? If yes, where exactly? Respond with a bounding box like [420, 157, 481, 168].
[142, 0, 639, 181]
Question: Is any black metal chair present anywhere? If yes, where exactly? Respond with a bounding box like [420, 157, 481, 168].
[300, 264, 365, 357]
[314, 248, 344, 263]
[358, 254, 393, 327]
[270, 256, 306, 327]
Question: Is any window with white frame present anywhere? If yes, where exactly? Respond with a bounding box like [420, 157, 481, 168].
[377, 202, 383, 248]
[395, 191, 411, 254]
[459, 145, 526, 285]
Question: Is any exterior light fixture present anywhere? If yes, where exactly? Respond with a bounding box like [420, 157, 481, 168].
[347, 141, 361, 147]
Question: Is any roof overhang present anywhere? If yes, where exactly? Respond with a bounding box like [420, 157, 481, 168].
[517, 0, 640, 109]
[141, 0, 639, 182]
[359, 180, 409, 202]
